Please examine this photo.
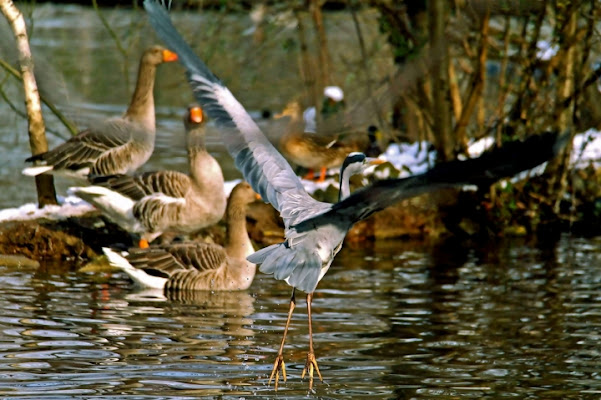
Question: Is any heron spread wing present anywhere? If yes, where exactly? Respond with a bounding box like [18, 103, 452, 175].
[144, 0, 323, 228]
[297, 131, 567, 231]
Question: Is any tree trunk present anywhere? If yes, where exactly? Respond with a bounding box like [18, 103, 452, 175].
[453, 10, 489, 153]
[294, 8, 319, 111]
[428, 0, 453, 161]
[310, 0, 331, 121]
[0, 0, 57, 206]
[348, 0, 385, 131]
[550, 5, 578, 213]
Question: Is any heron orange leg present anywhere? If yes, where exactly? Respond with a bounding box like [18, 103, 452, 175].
[269, 289, 296, 390]
[302, 292, 323, 389]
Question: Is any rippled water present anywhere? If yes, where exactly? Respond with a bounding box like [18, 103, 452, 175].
[0, 236, 599, 398]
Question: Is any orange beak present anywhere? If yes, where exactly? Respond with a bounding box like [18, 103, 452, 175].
[189, 106, 203, 123]
[368, 158, 386, 166]
[255, 193, 262, 201]
[162, 49, 178, 62]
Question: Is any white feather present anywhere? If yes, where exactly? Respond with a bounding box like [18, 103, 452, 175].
[22, 166, 54, 176]
[68, 186, 142, 233]
[103, 247, 167, 289]
[23, 165, 91, 179]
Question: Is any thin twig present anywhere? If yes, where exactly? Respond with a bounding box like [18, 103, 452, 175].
[92, 0, 130, 90]
[0, 56, 77, 136]
[0, 84, 69, 140]
[453, 10, 489, 152]
[347, 0, 386, 130]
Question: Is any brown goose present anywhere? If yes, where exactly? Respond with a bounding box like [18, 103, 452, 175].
[277, 101, 367, 182]
[103, 182, 259, 291]
[23, 45, 178, 180]
[70, 105, 226, 247]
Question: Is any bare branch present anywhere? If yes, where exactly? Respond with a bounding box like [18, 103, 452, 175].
[0, 57, 77, 138]
[0, 0, 57, 206]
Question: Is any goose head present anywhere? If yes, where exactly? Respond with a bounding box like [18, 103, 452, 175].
[143, 45, 178, 66]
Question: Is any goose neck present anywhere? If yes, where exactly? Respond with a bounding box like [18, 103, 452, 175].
[125, 58, 157, 132]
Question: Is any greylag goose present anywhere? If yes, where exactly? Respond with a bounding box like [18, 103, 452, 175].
[23, 45, 178, 180]
[143, 0, 567, 389]
[103, 181, 258, 291]
[70, 104, 226, 248]
[277, 101, 362, 182]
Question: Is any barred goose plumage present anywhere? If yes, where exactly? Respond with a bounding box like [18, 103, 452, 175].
[103, 181, 258, 291]
[23, 45, 178, 180]
[70, 105, 226, 247]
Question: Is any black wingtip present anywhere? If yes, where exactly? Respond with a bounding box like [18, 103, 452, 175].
[88, 174, 122, 185]
[25, 153, 44, 163]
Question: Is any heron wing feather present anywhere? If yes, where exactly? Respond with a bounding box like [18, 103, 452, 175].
[144, 0, 323, 228]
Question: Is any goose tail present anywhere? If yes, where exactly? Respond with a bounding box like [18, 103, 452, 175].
[103, 247, 167, 289]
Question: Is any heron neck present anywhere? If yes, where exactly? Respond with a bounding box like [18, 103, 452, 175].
[339, 168, 352, 201]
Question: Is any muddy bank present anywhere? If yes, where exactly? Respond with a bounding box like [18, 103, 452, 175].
[6, 168, 600, 267]
[0, 189, 501, 267]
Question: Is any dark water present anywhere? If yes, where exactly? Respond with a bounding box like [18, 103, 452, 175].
[1, 4, 601, 399]
[0, 235, 600, 398]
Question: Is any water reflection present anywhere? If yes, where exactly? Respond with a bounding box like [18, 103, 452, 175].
[0, 236, 600, 397]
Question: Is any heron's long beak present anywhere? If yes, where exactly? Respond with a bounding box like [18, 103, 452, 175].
[368, 158, 385, 166]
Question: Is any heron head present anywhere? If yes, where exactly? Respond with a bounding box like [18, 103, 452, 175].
[341, 152, 385, 178]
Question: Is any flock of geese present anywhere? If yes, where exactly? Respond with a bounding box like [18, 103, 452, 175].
[20, 0, 567, 390]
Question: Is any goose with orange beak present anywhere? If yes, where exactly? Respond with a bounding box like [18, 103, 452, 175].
[103, 181, 260, 291]
[24, 46, 178, 180]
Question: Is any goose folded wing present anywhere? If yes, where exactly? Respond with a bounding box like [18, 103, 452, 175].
[90, 174, 151, 200]
[144, 0, 323, 228]
[126, 246, 191, 278]
[163, 242, 228, 272]
[28, 120, 131, 172]
[126, 242, 228, 278]
[92, 171, 191, 201]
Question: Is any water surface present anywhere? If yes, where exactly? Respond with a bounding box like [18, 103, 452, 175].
[0, 236, 599, 398]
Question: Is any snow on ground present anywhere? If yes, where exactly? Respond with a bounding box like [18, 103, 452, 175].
[3, 130, 601, 223]
[379, 141, 437, 178]
[571, 129, 601, 169]
[0, 195, 94, 223]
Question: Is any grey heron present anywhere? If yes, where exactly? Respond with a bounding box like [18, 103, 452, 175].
[143, 0, 566, 390]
